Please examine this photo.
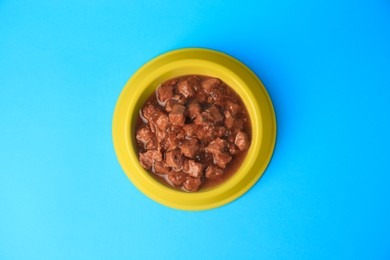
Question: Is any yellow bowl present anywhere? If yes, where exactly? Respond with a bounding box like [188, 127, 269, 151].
[112, 48, 276, 210]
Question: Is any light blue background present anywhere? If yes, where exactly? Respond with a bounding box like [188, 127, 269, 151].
[1, 0, 389, 259]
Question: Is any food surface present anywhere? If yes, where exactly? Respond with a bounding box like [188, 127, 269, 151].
[135, 75, 251, 192]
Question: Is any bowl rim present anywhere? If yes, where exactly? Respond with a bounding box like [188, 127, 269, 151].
[112, 48, 277, 210]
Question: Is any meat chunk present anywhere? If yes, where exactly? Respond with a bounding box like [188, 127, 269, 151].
[141, 104, 158, 122]
[213, 152, 232, 169]
[165, 95, 186, 112]
[145, 137, 157, 150]
[206, 138, 227, 155]
[209, 87, 224, 102]
[162, 132, 179, 151]
[164, 78, 178, 86]
[183, 123, 197, 137]
[155, 113, 169, 131]
[172, 94, 186, 105]
[165, 99, 177, 112]
[195, 90, 208, 103]
[225, 100, 240, 117]
[141, 107, 167, 133]
[139, 150, 162, 170]
[183, 159, 205, 178]
[201, 78, 220, 94]
[206, 105, 224, 123]
[194, 112, 211, 126]
[205, 165, 224, 179]
[168, 171, 187, 186]
[188, 101, 201, 119]
[165, 149, 184, 171]
[177, 80, 195, 98]
[170, 125, 186, 139]
[212, 89, 228, 107]
[224, 110, 235, 129]
[180, 139, 199, 158]
[139, 151, 154, 170]
[155, 127, 166, 143]
[154, 150, 163, 161]
[156, 84, 174, 104]
[183, 177, 202, 192]
[188, 76, 201, 91]
[169, 104, 186, 126]
[154, 161, 170, 175]
[196, 125, 214, 144]
[136, 126, 154, 144]
[235, 131, 250, 151]
[194, 106, 223, 126]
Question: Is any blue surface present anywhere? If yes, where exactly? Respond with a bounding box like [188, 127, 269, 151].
[1, 0, 390, 259]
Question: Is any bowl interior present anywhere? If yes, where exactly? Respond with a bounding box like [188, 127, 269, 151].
[127, 63, 261, 194]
